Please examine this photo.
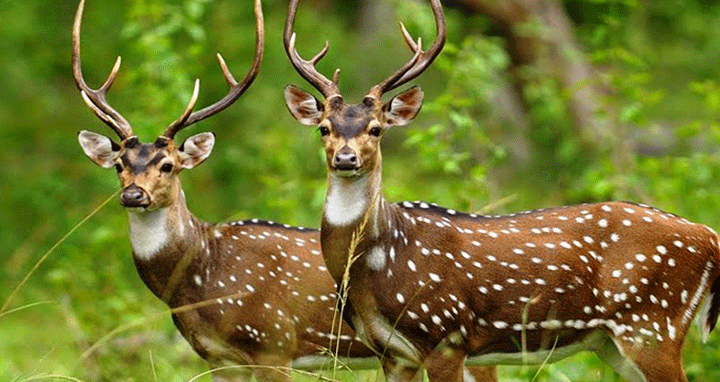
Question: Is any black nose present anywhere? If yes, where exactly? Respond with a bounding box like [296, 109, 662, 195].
[121, 184, 150, 208]
[333, 147, 358, 170]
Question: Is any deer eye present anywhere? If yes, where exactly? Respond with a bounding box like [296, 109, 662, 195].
[319, 125, 330, 137]
[160, 163, 174, 173]
[369, 126, 382, 137]
[114, 164, 123, 173]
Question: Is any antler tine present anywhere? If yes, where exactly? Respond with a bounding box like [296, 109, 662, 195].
[399, 22, 420, 51]
[72, 0, 133, 140]
[370, 0, 446, 97]
[165, 79, 201, 136]
[284, 0, 340, 99]
[369, 36, 423, 98]
[163, 0, 264, 139]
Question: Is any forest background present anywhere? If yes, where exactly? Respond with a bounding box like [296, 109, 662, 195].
[2, 0, 720, 380]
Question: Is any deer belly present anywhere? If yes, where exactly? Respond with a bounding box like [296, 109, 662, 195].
[465, 330, 607, 366]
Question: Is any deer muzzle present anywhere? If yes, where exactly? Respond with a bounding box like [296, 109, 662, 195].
[333, 146, 360, 174]
[121, 184, 151, 208]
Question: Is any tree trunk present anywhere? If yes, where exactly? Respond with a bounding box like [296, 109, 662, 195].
[443, 0, 609, 144]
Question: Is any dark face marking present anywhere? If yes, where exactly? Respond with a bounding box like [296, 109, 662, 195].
[328, 103, 375, 139]
[120, 143, 168, 174]
[137, 144, 153, 159]
[147, 152, 167, 167]
[154, 137, 170, 148]
[125, 137, 140, 149]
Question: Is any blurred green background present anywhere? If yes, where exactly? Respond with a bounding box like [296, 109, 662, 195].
[2, 0, 720, 380]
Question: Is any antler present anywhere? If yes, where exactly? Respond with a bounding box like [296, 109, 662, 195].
[163, 0, 264, 139]
[284, 0, 340, 99]
[72, 0, 134, 140]
[368, 0, 446, 98]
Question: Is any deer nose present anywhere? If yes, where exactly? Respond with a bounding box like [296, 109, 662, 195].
[333, 147, 359, 171]
[121, 184, 150, 208]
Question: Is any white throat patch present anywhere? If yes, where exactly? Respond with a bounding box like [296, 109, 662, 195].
[324, 175, 369, 226]
[128, 208, 170, 261]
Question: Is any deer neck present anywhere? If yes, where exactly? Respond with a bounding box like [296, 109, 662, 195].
[127, 183, 208, 304]
[321, 167, 392, 281]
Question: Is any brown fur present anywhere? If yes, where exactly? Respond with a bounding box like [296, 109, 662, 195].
[79, 131, 374, 381]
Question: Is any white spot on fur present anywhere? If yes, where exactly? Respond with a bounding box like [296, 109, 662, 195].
[407, 260, 417, 272]
[493, 321, 508, 329]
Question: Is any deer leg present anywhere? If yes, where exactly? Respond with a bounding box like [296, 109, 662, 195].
[382, 357, 422, 382]
[250, 353, 295, 382]
[633, 359, 687, 382]
[594, 337, 646, 382]
[596, 336, 688, 382]
[625, 344, 687, 382]
[423, 344, 466, 382]
[463, 365, 498, 382]
[210, 365, 253, 382]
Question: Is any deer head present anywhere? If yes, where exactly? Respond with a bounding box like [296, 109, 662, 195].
[283, 0, 444, 180]
[78, 132, 216, 210]
[74, 0, 263, 211]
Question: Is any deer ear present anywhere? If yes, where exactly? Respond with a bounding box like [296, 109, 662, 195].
[179, 132, 215, 169]
[285, 85, 324, 125]
[383, 86, 424, 127]
[78, 130, 121, 168]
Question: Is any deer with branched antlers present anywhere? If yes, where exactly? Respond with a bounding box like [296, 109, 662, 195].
[283, 0, 720, 381]
[73, 0, 380, 380]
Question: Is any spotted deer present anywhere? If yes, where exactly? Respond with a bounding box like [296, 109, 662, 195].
[72, 0, 381, 381]
[283, 0, 720, 380]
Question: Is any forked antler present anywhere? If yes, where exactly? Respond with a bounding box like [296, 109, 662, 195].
[368, 0, 446, 98]
[72, 0, 264, 141]
[72, 0, 133, 140]
[284, 0, 340, 99]
[284, 0, 445, 101]
[164, 0, 264, 139]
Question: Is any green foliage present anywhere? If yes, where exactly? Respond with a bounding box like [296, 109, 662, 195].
[396, 33, 510, 212]
[2, 0, 720, 380]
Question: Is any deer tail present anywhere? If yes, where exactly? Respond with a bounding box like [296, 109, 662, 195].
[700, 233, 720, 342]
[700, 271, 720, 342]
